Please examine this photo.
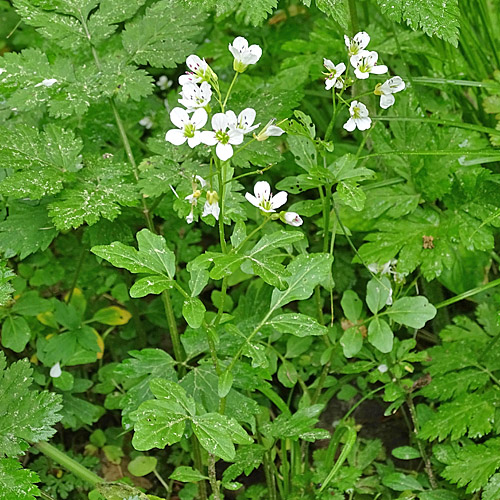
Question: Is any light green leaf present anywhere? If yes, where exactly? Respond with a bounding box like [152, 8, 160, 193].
[266, 313, 327, 337]
[136, 229, 176, 279]
[170, 466, 208, 483]
[130, 276, 173, 298]
[368, 318, 394, 353]
[287, 135, 317, 172]
[192, 413, 236, 462]
[387, 296, 437, 328]
[182, 297, 206, 329]
[340, 327, 363, 358]
[188, 268, 209, 297]
[149, 378, 196, 416]
[382, 472, 424, 491]
[1, 316, 31, 353]
[270, 253, 333, 311]
[315, 0, 349, 30]
[0, 458, 40, 500]
[127, 456, 158, 477]
[0, 265, 15, 307]
[218, 370, 234, 398]
[341, 290, 362, 322]
[366, 277, 392, 314]
[392, 446, 421, 460]
[337, 181, 366, 211]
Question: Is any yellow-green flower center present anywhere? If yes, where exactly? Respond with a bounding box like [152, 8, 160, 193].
[184, 123, 196, 138]
[215, 130, 230, 144]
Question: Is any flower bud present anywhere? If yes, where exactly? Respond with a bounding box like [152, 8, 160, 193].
[254, 119, 285, 141]
[281, 211, 303, 227]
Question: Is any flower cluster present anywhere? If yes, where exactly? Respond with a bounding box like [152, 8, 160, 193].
[165, 37, 287, 226]
[323, 31, 406, 132]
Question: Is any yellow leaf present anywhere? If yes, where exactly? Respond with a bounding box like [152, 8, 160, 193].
[92, 306, 132, 325]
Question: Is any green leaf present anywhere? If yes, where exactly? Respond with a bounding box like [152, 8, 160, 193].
[0, 265, 15, 307]
[377, 0, 460, 46]
[315, 0, 349, 30]
[382, 472, 424, 491]
[1, 316, 31, 353]
[127, 456, 158, 477]
[419, 391, 499, 441]
[266, 313, 327, 337]
[270, 253, 333, 311]
[366, 277, 392, 314]
[387, 296, 437, 328]
[131, 400, 187, 451]
[129, 276, 173, 298]
[340, 327, 363, 358]
[392, 446, 421, 460]
[0, 458, 40, 500]
[97, 483, 150, 500]
[122, 0, 207, 68]
[0, 353, 62, 457]
[48, 158, 138, 230]
[269, 404, 329, 442]
[367, 317, 394, 353]
[287, 135, 317, 172]
[0, 201, 58, 260]
[341, 290, 362, 322]
[149, 379, 196, 416]
[170, 466, 208, 483]
[182, 297, 206, 329]
[136, 229, 176, 279]
[337, 181, 366, 211]
[218, 370, 234, 398]
[439, 438, 500, 492]
[192, 413, 236, 462]
[222, 445, 265, 483]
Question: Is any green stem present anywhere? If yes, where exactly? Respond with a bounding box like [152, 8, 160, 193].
[324, 92, 337, 141]
[161, 290, 185, 371]
[347, 0, 359, 34]
[232, 218, 271, 254]
[153, 469, 170, 494]
[281, 439, 290, 498]
[208, 454, 222, 500]
[226, 163, 273, 184]
[232, 136, 257, 157]
[218, 161, 227, 254]
[435, 277, 500, 309]
[67, 246, 86, 302]
[222, 72, 239, 111]
[192, 437, 208, 500]
[34, 442, 101, 486]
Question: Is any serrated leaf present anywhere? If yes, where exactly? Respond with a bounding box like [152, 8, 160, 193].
[0, 353, 63, 458]
[439, 438, 500, 492]
[377, 0, 460, 46]
[0, 265, 15, 307]
[122, 0, 207, 68]
[269, 404, 329, 442]
[0, 458, 40, 500]
[316, 0, 349, 29]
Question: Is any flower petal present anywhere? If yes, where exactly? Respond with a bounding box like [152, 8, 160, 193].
[228, 129, 244, 145]
[187, 133, 202, 148]
[356, 116, 372, 131]
[266, 125, 284, 137]
[380, 94, 395, 109]
[370, 64, 388, 75]
[231, 36, 249, 53]
[200, 130, 217, 146]
[170, 107, 189, 128]
[323, 58, 334, 70]
[343, 118, 356, 132]
[336, 62, 346, 75]
[354, 68, 369, 79]
[270, 191, 287, 210]
[50, 362, 62, 378]
[239, 108, 256, 128]
[186, 55, 205, 72]
[354, 31, 370, 49]
[191, 108, 208, 129]
[225, 110, 237, 128]
[245, 192, 260, 208]
[284, 212, 303, 227]
[216, 142, 233, 161]
[212, 112, 228, 131]
[165, 128, 187, 145]
[254, 181, 271, 200]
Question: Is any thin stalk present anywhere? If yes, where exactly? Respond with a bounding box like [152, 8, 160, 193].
[222, 72, 239, 111]
[35, 442, 101, 486]
[232, 218, 271, 254]
[192, 437, 208, 500]
[324, 92, 337, 141]
[406, 394, 438, 488]
[153, 469, 170, 494]
[214, 278, 228, 328]
[161, 291, 185, 372]
[347, 0, 359, 34]
[262, 450, 278, 500]
[281, 438, 290, 498]
[67, 246, 86, 302]
[435, 277, 500, 309]
[208, 454, 222, 500]
[217, 160, 227, 254]
[40, 492, 56, 500]
[359, 149, 500, 160]
[227, 163, 273, 184]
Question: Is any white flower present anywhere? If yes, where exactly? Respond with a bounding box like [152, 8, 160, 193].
[34, 78, 58, 87]
[202, 190, 220, 220]
[185, 175, 206, 204]
[229, 36, 262, 72]
[368, 259, 397, 276]
[156, 75, 172, 90]
[374, 76, 406, 109]
[283, 212, 303, 226]
[178, 81, 212, 111]
[254, 119, 285, 141]
[323, 59, 346, 90]
[179, 55, 211, 86]
[139, 116, 153, 129]
[200, 112, 244, 161]
[186, 208, 194, 224]
[343, 100, 371, 132]
[245, 181, 287, 213]
[351, 51, 388, 80]
[386, 287, 393, 306]
[226, 108, 260, 134]
[344, 31, 370, 58]
[377, 364, 388, 373]
[165, 107, 207, 148]
[50, 362, 62, 378]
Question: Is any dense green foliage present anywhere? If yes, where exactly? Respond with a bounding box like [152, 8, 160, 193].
[1, 0, 500, 499]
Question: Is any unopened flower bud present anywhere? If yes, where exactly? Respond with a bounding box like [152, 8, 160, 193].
[281, 211, 303, 227]
[254, 119, 285, 141]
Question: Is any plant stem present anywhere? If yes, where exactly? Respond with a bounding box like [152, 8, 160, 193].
[161, 290, 185, 372]
[232, 218, 271, 254]
[67, 245, 86, 302]
[406, 394, 438, 488]
[34, 442, 101, 486]
[153, 469, 170, 494]
[324, 92, 337, 141]
[192, 437, 208, 500]
[222, 72, 239, 111]
[208, 453, 222, 500]
[217, 161, 227, 254]
[435, 277, 500, 309]
[347, 0, 359, 34]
